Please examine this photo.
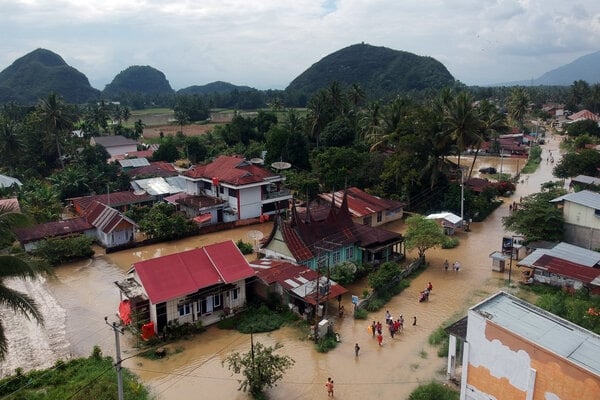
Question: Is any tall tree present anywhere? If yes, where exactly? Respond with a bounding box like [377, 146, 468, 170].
[403, 214, 447, 260]
[507, 87, 529, 128]
[0, 204, 47, 361]
[467, 100, 507, 178]
[0, 114, 24, 174]
[443, 91, 481, 169]
[36, 93, 76, 169]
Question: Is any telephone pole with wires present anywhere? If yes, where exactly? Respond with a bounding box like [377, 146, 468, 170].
[105, 317, 125, 400]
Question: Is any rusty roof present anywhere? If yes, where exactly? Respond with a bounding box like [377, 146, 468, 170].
[69, 191, 153, 214]
[13, 217, 93, 244]
[85, 202, 136, 234]
[126, 161, 178, 178]
[532, 254, 600, 285]
[183, 155, 278, 186]
[318, 187, 404, 218]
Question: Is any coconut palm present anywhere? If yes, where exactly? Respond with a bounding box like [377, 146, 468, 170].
[0, 114, 24, 174]
[37, 93, 76, 169]
[466, 100, 507, 179]
[0, 204, 46, 361]
[443, 91, 481, 169]
[507, 87, 529, 128]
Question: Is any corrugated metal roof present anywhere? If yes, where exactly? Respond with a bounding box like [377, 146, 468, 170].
[532, 254, 600, 284]
[518, 242, 600, 268]
[571, 175, 600, 186]
[118, 158, 150, 168]
[0, 174, 22, 188]
[472, 292, 600, 377]
[183, 155, 278, 186]
[426, 212, 463, 225]
[550, 190, 600, 209]
[132, 177, 185, 196]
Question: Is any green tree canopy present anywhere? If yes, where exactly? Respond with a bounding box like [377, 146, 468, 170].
[502, 189, 566, 242]
[403, 214, 447, 259]
[553, 149, 600, 178]
[223, 341, 295, 398]
[565, 119, 600, 137]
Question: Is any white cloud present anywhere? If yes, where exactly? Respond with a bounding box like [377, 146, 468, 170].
[1, 0, 600, 89]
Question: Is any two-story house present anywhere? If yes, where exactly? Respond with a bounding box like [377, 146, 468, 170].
[181, 155, 291, 223]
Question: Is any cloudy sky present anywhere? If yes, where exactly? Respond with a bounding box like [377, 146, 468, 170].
[2, 0, 600, 90]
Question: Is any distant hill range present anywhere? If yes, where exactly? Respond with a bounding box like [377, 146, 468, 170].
[102, 65, 174, 98]
[494, 50, 600, 87]
[285, 43, 456, 100]
[0, 48, 100, 105]
[178, 81, 254, 95]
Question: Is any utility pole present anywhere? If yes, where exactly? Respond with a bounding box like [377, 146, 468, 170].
[105, 317, 125, 400]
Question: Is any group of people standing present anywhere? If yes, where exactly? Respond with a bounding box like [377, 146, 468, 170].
[369, 311, 407, 345]
[443, 259, 460, 272]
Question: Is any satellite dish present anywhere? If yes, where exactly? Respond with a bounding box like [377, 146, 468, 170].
[250, 158, 264, 164]
[247, 230, 264, 241]
[271, 161, 292, 170]
[133, 189, 147, 195]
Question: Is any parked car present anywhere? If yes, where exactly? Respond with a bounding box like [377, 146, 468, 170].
[479, 167, 497, 174]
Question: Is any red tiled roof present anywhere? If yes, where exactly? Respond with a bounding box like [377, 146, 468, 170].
[133, 240, 255, 304]
[126, 162, 178, 178]
[533, 254, 600, 285]
[183, 155, 276, 186]
[13, 217, 93, 244]
[69, 191, 153, 214]
[568, 109, 600, 122]
[318, 187, 404, 218]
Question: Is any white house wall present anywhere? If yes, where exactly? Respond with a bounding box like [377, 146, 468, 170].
[238, 186, 262, 219]
[564, 202, 600, 229]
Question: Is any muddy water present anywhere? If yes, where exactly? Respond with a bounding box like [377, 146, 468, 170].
[4, 137, 563, 397]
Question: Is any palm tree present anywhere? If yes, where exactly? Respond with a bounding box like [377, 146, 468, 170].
[37, 93, 76, 169]
[369, 97, 412, 152]
[507, 88, 529, 128]
[443, 92, 481, 169]
[0, 204, 46, 360]
[306, 89, 333, 150]
[0, 114, 24, 174]
[348, 83, 365, 109]
[466, 100, 507, 179]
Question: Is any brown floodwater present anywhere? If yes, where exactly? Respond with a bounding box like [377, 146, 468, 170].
[2, 137, 563, 398]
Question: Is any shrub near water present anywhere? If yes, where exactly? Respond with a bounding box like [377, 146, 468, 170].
[34, 235, 94, 266]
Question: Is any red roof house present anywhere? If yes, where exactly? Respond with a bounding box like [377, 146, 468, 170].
[85, 201, 137, 249]
[530, 254, 600, 294]
[251, 259, 348, 315]
[124, 240, 256, 332]
[181, 155, 291, 221]
[13, 217, 95, 252]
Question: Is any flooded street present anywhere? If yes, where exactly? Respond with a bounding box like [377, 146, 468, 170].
[2, 137, 564, 398]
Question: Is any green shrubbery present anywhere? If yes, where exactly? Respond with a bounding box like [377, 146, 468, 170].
[218, 305, 298, 333]
[441, 237, 459, 249]
[408, 381, 459, 400]
[34, 235, 94, 265]
[0, 347, 150, 399]
[236, 239, 254, 254]
[316, 332, 339, 353]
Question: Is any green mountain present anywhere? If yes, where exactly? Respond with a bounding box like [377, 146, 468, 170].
[178, 81, 254, 95]
[0, 48, 100, 105]
[102, 65, 174, 98]
[285, 43, 455, 101]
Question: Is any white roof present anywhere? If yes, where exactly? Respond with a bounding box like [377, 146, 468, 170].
[0, 174, 22, 188]
[472, 291, 600, 377]
[131, 177, 185, 196]
[550, 190, 600, 209]
[571, 175, 600, 186]
[426, 212, 463, 225]
[518, 242, 600, 268]
[118, 158, 150, 168]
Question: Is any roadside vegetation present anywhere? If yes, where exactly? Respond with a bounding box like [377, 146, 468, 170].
[0, 346, 150, 400]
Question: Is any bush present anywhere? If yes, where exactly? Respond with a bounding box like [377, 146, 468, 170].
[409, 381, 459, 400]
[34, 235, 94, 266]
[441, 237, 459, 249]
[222, 305, 298, 333]
[316, 332, 338, 353]
[236, 239, 254, 255]
[354, 308, 368, 319]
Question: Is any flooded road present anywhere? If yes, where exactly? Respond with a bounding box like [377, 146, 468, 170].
[3, 137, 563, 398]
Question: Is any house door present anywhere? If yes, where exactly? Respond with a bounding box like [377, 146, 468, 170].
[156, 302, 167, 334]
[217, 209, 223, 223]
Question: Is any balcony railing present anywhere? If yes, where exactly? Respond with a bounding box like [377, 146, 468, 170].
[263, 189, 291, 199]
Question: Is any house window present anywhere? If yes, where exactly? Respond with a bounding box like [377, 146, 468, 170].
[377, 212, 383, 223]
[229, 189, 238, 198]
[595, 209, 600, 217]
[213, 293, 223, 310]
[231, 287, 240, 300]
[363, 216, 372, 226]
[346, 247, 354, 259]
[220, 186, 225, 194]
[203, 181, 212, 191]
[333, 250, 340, 265]
[178, 303, 191, 317]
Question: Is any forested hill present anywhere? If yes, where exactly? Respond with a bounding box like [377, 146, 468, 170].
[0, 48, 100, 105]
[102, 65, 174, 99]
[285, 43, 456, 102]
[178, 81, 254, 95]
